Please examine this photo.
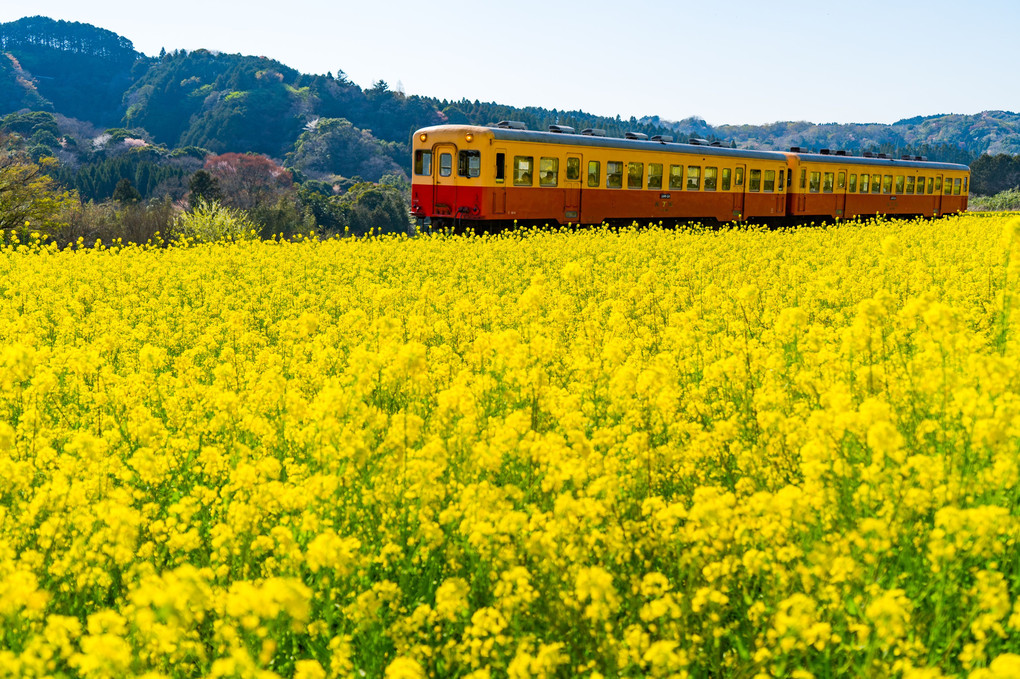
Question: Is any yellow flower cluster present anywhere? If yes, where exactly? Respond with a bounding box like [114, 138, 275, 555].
[0, 215, 1019, 677]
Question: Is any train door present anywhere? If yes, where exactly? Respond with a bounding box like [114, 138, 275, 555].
[797, 167, 807, 213]
[775, 165, 787, 215]
[432, 143, 457, 218]
[733, 164, 746, 219]
[835, 168, 848, 218]
[493, 149, 507, 215]
[935, 175, 943, 216]
[564, 153, 582, 221]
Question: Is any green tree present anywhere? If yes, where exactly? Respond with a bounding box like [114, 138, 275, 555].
[287, 118, 403, 181]
[970, 154, 1020, 196]
[0, 151, 77, 234]
[338, 182, 408, 236]
[188, 169, 223, 209]
[112, 177, 141, 204]
[297, 181, 345, 233]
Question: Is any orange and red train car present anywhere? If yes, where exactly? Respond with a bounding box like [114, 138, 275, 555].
[409, 123, 969, 228]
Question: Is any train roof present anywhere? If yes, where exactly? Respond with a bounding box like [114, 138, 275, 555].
[416, 125, 788, 162]
[789, 152, 969, 172]
[489, 128, 789, 162]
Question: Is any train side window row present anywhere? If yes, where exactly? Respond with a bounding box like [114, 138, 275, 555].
[578, 161, 778, 192]
[421, 149, 967, 197]
[502, 156, 779, 192]
[804, 171, 967, 196]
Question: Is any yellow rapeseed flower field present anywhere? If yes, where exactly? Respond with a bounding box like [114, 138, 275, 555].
[1, 215, 1019, 678]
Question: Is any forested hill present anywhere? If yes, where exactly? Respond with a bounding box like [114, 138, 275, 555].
[1, 15, 1019, 201]
[0, 16, 143, 125]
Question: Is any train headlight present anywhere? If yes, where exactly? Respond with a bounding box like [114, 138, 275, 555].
[465, 133, 473, 143]
[418, 133, 427, 143]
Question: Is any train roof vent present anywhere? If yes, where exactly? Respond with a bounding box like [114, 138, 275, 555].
[548, 124, 575, 134]
[901, 155, 913, 160]
[819, 148, 831, 155]
[580, 128, 606, 136]
[862, 151, 875, 158]
[495, 120, 527, 130]
[877, 153, 890, 159]
[650, 134, 673, 143]
[689, 137, 710, 145]
[920, 156, 928, 161]
[625, 131, 648, 140]
[709, 141, 724, 147]
[835, 150, 849, 156]
[789, 146, 804, 152]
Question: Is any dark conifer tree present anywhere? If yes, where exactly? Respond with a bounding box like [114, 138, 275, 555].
[188, 169, 223, 208]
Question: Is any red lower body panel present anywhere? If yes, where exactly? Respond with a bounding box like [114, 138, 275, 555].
[413, 183, 787, 224]
[788, 192, 969, 219]
[411, 182, 968, 225]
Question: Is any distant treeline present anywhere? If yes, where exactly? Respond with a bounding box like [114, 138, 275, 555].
[970, 154, 1020, 196]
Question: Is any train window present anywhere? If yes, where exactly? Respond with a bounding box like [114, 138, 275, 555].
[905, 176, 915, 194]
[787, 169, 792, 188]
[749, 169, 761, 192]
[837, 172, 846, 190]
[704, 167, 718, 191]
[860, 174, 870, 193]
[648, 164, 663, 189]
[943, 177, 953, 195]
[953, 178, 962, 195]
[735, 167, 744, 187]
[849, 174, 857, 193]
[800, 169, 807, 189]
[777, 168, 785, 191]
[872, 175, 882, 194]
[607, 161, 624, 188]
[687, 166, 701, 191]
[458, 150, 481, 178]
[540, 157, 559, 187]
[566, 157, 581, 182]
[669, 165, 684, 189]
[628, 162, 643, 189]
[721, 168, 732, 191]
[588, 161, 600, 187]
[763, 170, 775, 192]
[928, 177, 935, 194]
[882, 175, 893, 194]
[495, 153, 505, 182]
[964, 177, 968, 193]
[809, 172, 820, 193]
[513, 156, 533, 186]
[822, 173, 834, 193]
[935, 176, 943, 193]
[894, 176, 904, 193]
[439, 152, 453, 177]
[414, 150, 432, 176]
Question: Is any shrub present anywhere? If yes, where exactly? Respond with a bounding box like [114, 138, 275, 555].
[174, 200, 257, 243]
[969, 188, 1020, 212]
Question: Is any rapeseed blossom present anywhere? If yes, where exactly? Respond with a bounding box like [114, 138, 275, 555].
[0, 215, 1018, 676]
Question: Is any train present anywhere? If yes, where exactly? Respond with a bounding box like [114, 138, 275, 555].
[409, 122, 970, 228]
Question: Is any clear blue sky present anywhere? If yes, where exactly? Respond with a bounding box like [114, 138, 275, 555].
[2, 0, 1016, 126]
